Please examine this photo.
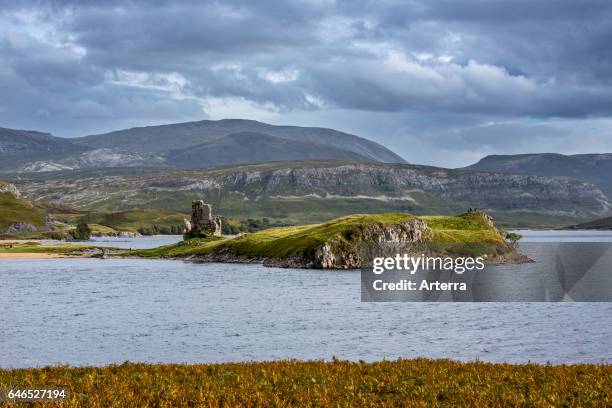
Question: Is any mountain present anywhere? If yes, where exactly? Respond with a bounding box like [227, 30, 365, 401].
[166, 132, 371, 168]
[464, 153, 612, 198]
[0, 120, 405, 172]
[74, 119, 405, 163]
[0, 127, 87, 170]
[11, 161, 612, 227]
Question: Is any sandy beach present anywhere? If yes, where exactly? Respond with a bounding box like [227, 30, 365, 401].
[0, 253, 71, 259]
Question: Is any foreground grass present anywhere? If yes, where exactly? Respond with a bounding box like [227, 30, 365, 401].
[0, 359, 609, 407]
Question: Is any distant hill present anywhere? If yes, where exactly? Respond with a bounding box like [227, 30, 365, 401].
[74, 119, 405, 163]
[570, 216, 612, 230]
[0, 120, 405, 172]
[464, 153, 612, 198]
[0, 127, 87, 170]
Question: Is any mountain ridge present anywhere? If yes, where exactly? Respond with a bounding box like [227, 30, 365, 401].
[0, 119, 405, 171]
[11, 160, 611, 227]
[464, 153, 612, 198]
[166, 131, 374, 168]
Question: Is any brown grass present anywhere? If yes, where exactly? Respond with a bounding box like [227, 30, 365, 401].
[0, 359, 610, 407]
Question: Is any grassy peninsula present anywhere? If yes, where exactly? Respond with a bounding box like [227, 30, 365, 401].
[0, 211, 521, 266]
[0, 359, 609, 407]
[128, 211, 519, 268]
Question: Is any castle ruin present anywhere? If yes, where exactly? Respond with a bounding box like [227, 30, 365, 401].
[183, 200, 222, 238]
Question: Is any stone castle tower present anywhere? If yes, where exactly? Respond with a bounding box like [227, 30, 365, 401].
[184, 200, 222, 238]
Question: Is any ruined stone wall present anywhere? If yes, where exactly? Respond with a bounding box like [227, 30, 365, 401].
[188, 199, 222, 237]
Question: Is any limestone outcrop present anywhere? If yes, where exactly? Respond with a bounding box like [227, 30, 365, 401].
[0, 181, 21, 198]
[264, 218, 432, 269]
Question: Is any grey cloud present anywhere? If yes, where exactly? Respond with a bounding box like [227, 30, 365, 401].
[1, 0, 612, 164]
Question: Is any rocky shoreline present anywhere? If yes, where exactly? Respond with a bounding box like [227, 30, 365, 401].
[163, 248, 533, 269]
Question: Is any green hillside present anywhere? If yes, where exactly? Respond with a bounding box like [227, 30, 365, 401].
[73, 209, 188, 234]
[0, 182, 46, 232]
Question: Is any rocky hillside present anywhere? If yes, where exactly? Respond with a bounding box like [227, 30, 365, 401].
[11, 161, 612, 227]
[0, 127, 87, 170]
[0, 181, 46, 233]
[464, 153, 612, 199]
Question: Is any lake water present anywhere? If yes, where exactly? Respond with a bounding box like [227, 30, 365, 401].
[90, 235, 184, 249]
[38, 235, 184, 249]
[1, 231, 611, 368]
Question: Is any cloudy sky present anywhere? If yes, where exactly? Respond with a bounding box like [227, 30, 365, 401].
[1, 0, 612, 167]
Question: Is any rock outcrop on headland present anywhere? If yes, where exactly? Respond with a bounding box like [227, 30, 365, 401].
[264, 217, 432, 269]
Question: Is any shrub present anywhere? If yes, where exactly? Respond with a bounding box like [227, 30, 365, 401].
[70, 223, 91, 241]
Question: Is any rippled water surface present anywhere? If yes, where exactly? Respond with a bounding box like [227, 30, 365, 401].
[1, 231, 611, 368]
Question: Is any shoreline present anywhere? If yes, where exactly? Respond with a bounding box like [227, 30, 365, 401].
[2, 357, 610, 370]
[115, 251, 534, 269]
[0, 247, 534, 265]
[0, 252, 82, 259]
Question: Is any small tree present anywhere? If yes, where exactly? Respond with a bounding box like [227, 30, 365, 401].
[504, 232, 522, 249]
[71, 223, 92, 241]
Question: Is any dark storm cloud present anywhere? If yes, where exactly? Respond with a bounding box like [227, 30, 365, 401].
[1, 0, 612, 165]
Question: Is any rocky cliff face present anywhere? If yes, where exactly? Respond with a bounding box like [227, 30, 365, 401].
[203, 163, 612, 217]
[204, 217, 434, 269]
[11, 161, 612, 223]
[306, 218, 431, 269]
[17, 149, 167, 172]
[464, 153, 612, 199]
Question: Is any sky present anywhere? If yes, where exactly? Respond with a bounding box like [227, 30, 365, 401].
[1, 0, 612, 167]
